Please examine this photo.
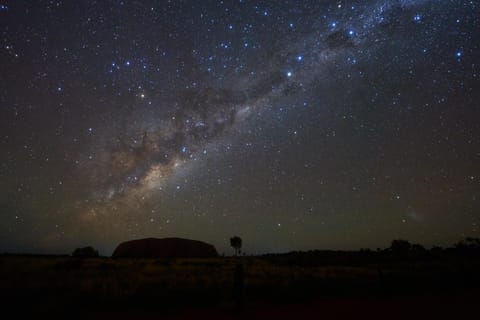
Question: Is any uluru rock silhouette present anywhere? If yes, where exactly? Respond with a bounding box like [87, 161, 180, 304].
[111, 237, 218, 258]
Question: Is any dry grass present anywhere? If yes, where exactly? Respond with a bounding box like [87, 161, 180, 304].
[0, 254, 479, 312]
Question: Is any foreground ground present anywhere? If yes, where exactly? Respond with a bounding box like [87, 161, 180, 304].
[1, 253, 479, 318]
[98, 293, 479, 319]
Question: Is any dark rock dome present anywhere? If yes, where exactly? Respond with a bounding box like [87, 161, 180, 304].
[112, 237, 218, 258]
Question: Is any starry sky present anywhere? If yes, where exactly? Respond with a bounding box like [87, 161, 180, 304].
[0, 0, 479, 255]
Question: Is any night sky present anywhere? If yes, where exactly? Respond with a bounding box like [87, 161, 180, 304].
[1, 0, 479, 255]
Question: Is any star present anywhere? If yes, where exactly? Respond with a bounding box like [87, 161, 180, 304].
[0, 0, 477, 256]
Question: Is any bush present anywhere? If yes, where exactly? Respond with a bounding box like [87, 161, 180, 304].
[72, 246, 99, 258]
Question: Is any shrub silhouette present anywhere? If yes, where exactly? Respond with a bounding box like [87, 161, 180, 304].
[411, 243, 426, 255]
[388, 240, 427, 258]
[389, 239, 412, 256]
[72, 246, 99, 258]
[454, 237, 480, 254]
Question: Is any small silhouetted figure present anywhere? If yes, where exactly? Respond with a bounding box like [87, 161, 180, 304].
[233, 264, 245, 311]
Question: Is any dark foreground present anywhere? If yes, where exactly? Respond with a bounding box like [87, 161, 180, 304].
[1, 252, 479, 318]
[98, 293, 478, 320]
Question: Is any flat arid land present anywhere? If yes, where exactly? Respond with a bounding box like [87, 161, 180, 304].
[1, 251, 479, 318]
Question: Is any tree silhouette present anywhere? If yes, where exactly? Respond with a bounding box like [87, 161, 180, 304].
[230, 236, 242, 256]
